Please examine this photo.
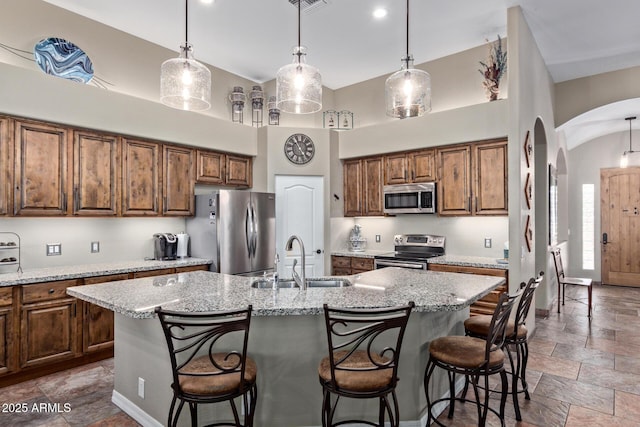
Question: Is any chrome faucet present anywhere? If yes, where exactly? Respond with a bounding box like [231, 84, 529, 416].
[285, 235, 306, 290]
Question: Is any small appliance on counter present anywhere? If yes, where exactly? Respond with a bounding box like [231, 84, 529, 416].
[153, 233, 178, 260]
[176, 232, 189, 258]
[348, 224, 367, 252]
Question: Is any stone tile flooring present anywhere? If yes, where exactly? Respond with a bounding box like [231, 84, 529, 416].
[1, 283, 638, 426]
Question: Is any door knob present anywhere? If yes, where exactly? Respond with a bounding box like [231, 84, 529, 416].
[603, 233, 608, 245]
[316, 249, 322, 254]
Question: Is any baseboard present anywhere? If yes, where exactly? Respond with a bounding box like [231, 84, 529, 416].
[112, 390, 163, 427]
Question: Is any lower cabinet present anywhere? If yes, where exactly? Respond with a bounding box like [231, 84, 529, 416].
[331, 255, 374, 275]
[0, 288, 15, 375]
[427, 264, 508, 316]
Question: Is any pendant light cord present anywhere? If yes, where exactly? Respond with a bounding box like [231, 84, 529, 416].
[185, 0, 189, 45]
[626, 116, 637, 153]
[406, 0, 409, 60]
[297, 0, 302, 64]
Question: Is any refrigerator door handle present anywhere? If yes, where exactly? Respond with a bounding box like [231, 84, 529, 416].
[251, 204, 258, 258]
[245, 205, 253, 258]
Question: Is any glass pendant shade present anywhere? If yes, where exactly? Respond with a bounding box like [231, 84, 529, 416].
[620, 153, 628, 168]
[385, 56, 431, 118]
[276, 46, 322, 114]
[161, 44, 211, 111]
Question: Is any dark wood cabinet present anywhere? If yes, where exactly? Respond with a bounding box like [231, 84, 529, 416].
[331, 255, 374, 275]
[473, 140, 508, 215]
[73, 130, 120, 216]
[427, 263, 508, 316]
[226, 154, 252, 187]
[384, 153, 409, 185]
[437, 145, 472, 216]
[122, 138, 160, 216]
[0, 288, 15, 375]
[196, 149, 225, 184]
[343, 156, 384, 217]
[0, 118, 11, 216]
[163, 145, 194, 216]
[13, 120, 70, 216]
[20, 280, 80, 368]
[409, 149, 436, 182]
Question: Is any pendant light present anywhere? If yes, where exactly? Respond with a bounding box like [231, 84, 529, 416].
[276, 0, 322, 114]
[620, 116, 637, 168]
[385, 0, 431, 119]
[160, 0, 211, 111]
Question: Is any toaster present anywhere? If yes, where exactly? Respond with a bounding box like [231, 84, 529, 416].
[153, 233, 178, 260]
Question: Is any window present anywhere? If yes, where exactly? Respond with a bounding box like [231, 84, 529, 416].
[582, 184, 595, 270]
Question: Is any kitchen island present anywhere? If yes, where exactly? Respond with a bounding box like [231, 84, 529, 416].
[68, 267, 505, 427]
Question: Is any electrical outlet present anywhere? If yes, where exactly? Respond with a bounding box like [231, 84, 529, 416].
[91, 241, 100, 253]
[46, 243, 62, 256]
[375, 235, 381, 243]
[484, 238, 492, 248]
[138, 377, 145, 399]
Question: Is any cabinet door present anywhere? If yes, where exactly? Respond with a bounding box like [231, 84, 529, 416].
[0, 117, 11, 216]
[363, 157, 384, 216]
[473, 140, 508, 215]
[343, 159, 362, 217]
[14, 120, 70, 216]
[122, 138, 160, 216]
[73, 131, 120, 216]
[384, 153, 408, 185]
[409, 149, 436, 182]
[20, 299, 78, 368]
[82, 273, 129, 354]
[0, 306, 14, 375]
[163, 145, 194, 216]
[226, 155, 252, 187]
[196, 150, 225, 184]
[437, 145, 472, 216]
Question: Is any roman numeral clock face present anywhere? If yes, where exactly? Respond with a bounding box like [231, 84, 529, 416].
[284, 134, 315, 165]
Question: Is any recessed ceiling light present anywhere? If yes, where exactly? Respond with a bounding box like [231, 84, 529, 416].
[201, 0, 215, 4]
[373, 8, 388, 19]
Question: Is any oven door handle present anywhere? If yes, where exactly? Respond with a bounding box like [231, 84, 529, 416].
[375, 260, 427, 269]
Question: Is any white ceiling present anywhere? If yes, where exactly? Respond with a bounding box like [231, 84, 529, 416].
[36, 0, 640, 147]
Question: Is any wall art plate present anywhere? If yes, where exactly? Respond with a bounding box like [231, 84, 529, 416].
[524, 172, 532, 209]
[523, 130, 532, 168]
[34, 37, 94, 84]
[524, 214, 533, 252]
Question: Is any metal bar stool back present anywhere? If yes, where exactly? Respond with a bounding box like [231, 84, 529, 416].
[156, 305, 257, 427]
[424, 291, 519, 426]
[319, 302, 415, 427]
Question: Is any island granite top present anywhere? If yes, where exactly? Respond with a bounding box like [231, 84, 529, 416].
[0, 258, 212, 287]
[67, 267, 505, 319]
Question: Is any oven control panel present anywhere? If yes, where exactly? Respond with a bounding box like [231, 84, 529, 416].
[393, 234, 445, 248]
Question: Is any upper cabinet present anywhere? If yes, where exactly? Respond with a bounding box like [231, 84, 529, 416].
[121, 138, 160, 216]
[196, 150, 225, 184]
[73, 131, 120, 216]
[226, 154, 252, 187]
[0, 118, 11, 216]
[163, 144, 194, 216]
[384, 149, 435, 185]
[437, 139, 508, 216]
[13, 120, 70, 216]
[343, 156, 384, 217]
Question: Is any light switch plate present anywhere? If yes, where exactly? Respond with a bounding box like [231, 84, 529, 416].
[91, 241, 100, 253]
[484, 238, 492, 248]
[375, 235, 381, 243]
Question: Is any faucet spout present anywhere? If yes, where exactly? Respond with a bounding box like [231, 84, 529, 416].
[285, 235, 306, 290]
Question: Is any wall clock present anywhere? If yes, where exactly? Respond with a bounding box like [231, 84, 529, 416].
[284, 133, 315, 165]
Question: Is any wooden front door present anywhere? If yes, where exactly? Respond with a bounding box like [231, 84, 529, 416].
[601, 167, 640, 286]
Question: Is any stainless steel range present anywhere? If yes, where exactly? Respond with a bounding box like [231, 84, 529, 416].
[374, 234, 445, 270]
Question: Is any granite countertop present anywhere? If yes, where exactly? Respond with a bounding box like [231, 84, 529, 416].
[0, 258, 212, 287]
[427, 255, 509, 270]
[331, 249, 392, 258]
[67, 267, 506, 319]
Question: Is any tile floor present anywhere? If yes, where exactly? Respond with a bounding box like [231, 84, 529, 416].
[1, 283, 639, 426]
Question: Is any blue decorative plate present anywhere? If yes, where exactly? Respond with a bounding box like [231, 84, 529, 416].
[34, 37, 94, 84]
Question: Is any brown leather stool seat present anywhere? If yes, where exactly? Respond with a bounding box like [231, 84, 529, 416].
[319, 302, 414, 427]
[464, 317, 527, 340]
[156, 305, 257, 427]
[423, 292, 519, 427]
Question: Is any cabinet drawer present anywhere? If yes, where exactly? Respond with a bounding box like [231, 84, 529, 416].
[331, 256, 351, 268]
[132, 268, 175, 278]
[428, 263, 507, 278]
[83, 273, 130, 285]
[0, 287, 12, 307]
[22, 279, 81, 304]
[351, 257, 374, 271]
[175, 264, 209, 273]
[332, 267, 351, 276]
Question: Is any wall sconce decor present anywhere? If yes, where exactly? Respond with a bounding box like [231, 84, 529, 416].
[323, 110, 353, 130]
[229, 86, 246, 123]
[268, 96, 280, 126]
[249, 85, 264, 127]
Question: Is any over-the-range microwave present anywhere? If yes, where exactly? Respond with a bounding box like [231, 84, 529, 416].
[383, 183, 436, 214]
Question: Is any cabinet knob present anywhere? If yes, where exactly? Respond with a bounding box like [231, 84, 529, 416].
[48, 289, 55, 294]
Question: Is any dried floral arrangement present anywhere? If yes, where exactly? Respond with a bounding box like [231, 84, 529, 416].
[478, 36, 507, 101]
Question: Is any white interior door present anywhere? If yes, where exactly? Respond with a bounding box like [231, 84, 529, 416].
[275, 175, 324, 279]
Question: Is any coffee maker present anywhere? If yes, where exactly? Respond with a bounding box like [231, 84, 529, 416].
[153, 233, 178, 260]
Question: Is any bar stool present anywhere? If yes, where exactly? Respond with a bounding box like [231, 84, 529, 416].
[155, 305, 257, 427]
[318, 302, 414, 427]
[463, 272, 543, 421]
[423, 292, 519, 427]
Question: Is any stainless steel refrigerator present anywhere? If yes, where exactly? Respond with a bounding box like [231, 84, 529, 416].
[186, 191, 276, 276]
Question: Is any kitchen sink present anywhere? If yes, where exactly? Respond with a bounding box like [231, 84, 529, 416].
[250, 278, 352, 288]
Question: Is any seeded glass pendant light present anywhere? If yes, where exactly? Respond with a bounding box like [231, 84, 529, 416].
[385, 0, 431, 118]
[621, 116, 638, 168]
[276, 0, 322, 114]
[160, 0, 211, 111]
